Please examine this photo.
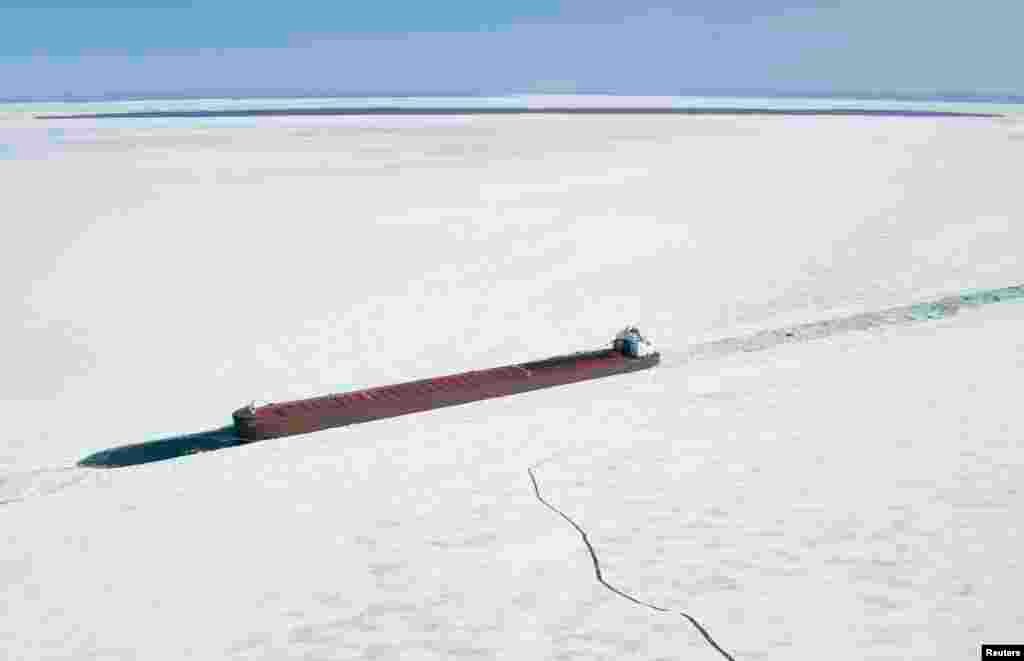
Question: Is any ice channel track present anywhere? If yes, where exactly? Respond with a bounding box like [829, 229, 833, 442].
[0, 284, 1019, 501]
[0, 464, 85, 506]
[658, 284, 1024, 368]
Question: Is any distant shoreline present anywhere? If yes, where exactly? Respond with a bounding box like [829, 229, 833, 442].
[37, 106, 1001, 120]
[5, 90, 1024, 105]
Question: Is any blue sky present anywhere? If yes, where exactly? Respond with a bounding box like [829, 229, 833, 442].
[1, 1, 1021, 100]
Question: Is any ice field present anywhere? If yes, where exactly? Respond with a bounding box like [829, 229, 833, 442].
[2, 103, 1023, 659]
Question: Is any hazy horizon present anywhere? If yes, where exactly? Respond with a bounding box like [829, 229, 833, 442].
[3, 2, 1022, 101]
[5, 89, 1024, 106]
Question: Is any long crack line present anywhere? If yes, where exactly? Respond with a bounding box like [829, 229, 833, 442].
[527, 467, 737, 661]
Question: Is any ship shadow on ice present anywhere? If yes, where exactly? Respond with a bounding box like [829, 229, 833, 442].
[78, 427, 243, 468]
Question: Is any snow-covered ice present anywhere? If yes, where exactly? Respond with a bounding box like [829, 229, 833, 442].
[2, 110, 1022, 659]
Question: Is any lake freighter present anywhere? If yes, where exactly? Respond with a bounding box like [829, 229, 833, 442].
[233, 329, 659, 441]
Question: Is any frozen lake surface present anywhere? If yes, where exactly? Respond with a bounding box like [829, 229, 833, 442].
[2, 104, 1022, 659]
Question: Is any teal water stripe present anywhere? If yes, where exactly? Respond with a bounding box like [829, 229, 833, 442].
[958, 285, 1024, 306]
[906, 301, 957, 321]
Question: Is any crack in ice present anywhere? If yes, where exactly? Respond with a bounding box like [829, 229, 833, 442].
[527, 466, 737, 660]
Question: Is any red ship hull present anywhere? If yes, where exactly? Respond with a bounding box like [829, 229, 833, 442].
[232, 348, 660, 441]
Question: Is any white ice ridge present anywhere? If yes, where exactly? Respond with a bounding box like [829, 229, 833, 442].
[0, 465, 85, 506]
